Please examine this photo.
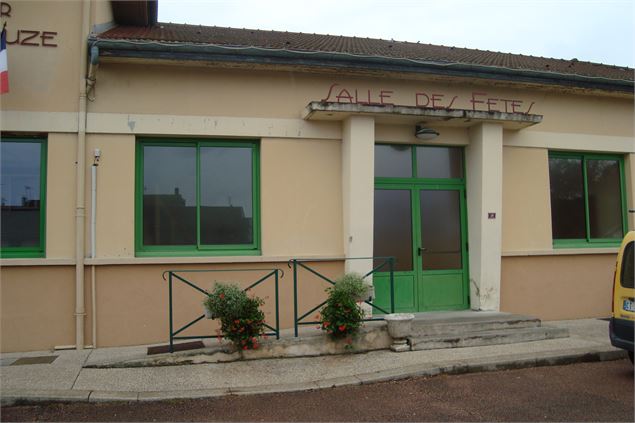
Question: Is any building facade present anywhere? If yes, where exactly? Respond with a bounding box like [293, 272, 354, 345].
[1, 0, 634, 352]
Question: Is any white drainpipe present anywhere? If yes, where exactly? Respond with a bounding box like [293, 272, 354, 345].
[90, 149, 100, 348]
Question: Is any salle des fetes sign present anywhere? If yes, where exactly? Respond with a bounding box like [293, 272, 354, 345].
[321, 83, 537, 114]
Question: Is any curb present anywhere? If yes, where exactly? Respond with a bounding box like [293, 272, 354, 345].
[1, 348, 628, 407]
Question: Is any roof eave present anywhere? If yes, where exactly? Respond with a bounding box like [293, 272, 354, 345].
[89, 38, 635, 94]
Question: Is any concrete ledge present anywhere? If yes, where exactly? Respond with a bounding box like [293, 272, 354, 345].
[303, 101, 542, 129]
[314, 376, 363, 389]
[89, 391, 139, 403]
[137, 388, 230, 402]
[1, 389, 91, 407]
[89, 322, 391, 368]
[229, 382, 320, 395]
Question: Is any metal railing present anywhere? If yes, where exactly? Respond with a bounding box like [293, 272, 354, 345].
[162, 268, 282, 353]
[289, 257, 395, 337]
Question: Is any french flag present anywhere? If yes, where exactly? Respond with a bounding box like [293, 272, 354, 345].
[1, 26, 8, 94]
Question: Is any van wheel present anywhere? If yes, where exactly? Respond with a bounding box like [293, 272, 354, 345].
[628, 351, 634, 364]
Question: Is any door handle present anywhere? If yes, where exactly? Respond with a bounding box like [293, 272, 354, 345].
[418, 247, 427, 256]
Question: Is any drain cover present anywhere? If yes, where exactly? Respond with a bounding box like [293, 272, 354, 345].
[147, 341, 205, 355]
[11, 356, 58, 365]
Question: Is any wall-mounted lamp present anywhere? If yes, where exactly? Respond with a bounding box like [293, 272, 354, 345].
[415, 125, 439, 140]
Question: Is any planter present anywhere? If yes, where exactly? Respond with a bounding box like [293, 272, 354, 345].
[384, 313, 414, 352]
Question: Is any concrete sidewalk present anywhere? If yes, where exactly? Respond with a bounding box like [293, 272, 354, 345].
[0, 318, 627, 406]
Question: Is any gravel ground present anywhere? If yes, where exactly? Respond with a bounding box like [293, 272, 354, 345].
[2, 359, 633, 422]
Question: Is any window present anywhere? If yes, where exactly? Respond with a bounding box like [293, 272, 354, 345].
[136, 140, 259, 256]
[548, 152, 626, 247]
[0, 137, 46, 258]
[375, 144, 464, 180]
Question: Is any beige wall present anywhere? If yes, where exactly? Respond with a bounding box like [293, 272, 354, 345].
[0, 0, 82, 113]
[88, 64, 633, 138]
[501, 254, 616, 320]
[466, 123, 503, 311]
[261, 138, 343, 257]
[502, 147, 553, 252]
[0, 261, 343, 351]
[71, 135, 344, 259]
[92, 261, 343, 348]
[2, 1, 635, 352]
[46, 133, 78, 258]
[376, 125, 469, 145]
[0, 266, 77, 352]
[85, 134, 136, 258]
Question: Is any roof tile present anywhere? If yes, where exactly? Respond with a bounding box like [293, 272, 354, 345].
[96, 23, 634, 82]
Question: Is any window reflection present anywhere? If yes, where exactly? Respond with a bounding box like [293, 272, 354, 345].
[549, 157, 586, 239]
[1, 141, 42, 248]
[200, 147, 253, 245]
[375, 145, 412, 178]
[420, 190, 462, 270]
[143, 146, 197, 246]
[416, 146, 463, 179]
[373, 189, 413, 271]
[587, 159, 622, 239]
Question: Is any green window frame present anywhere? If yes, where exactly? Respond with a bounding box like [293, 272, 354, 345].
[0, 136, 47, 258]
[135, 139, 260, 257]
[374, 144, 466, 186]
[548, 151, 627, 248]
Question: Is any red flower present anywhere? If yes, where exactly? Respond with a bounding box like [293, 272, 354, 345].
[242, 345, 248, 350]
[323, 321, 330, 327]
[234, 319, 240, 324]
[219, 293, 225, 300]
[339, 325, 346, 332]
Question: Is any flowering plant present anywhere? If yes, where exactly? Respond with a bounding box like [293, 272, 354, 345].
[319, 273, 366, 341]
[203, 282, 266, 350]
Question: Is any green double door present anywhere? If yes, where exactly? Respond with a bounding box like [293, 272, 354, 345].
[372, 145, 469, 313]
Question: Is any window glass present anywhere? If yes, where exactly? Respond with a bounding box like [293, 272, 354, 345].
[416, 146, 463, 179]
[420, 190, 462, 270]
[1, 140, 44, 252]
[549, 154, 625, 245]
[549, 157, 586, 239]
[586, 159, 623, 239]
[142, 146, 196, 246]
[139, 141, 258, 254]
[373, 189, 412, 271]
[200, 147, 253, 245]
[375, 145, 411, 178]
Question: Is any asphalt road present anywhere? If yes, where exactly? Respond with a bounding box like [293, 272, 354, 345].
[2, 359, 633, 422]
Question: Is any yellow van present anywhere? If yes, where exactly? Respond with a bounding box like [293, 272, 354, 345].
[610, 231, 634, 364]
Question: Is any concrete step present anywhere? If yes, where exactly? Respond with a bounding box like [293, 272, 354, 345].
[410, 314, 541, 337]
[409, 325, 569, 351]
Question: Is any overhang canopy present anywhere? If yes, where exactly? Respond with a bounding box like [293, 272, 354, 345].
[302, 101, 543, 129]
